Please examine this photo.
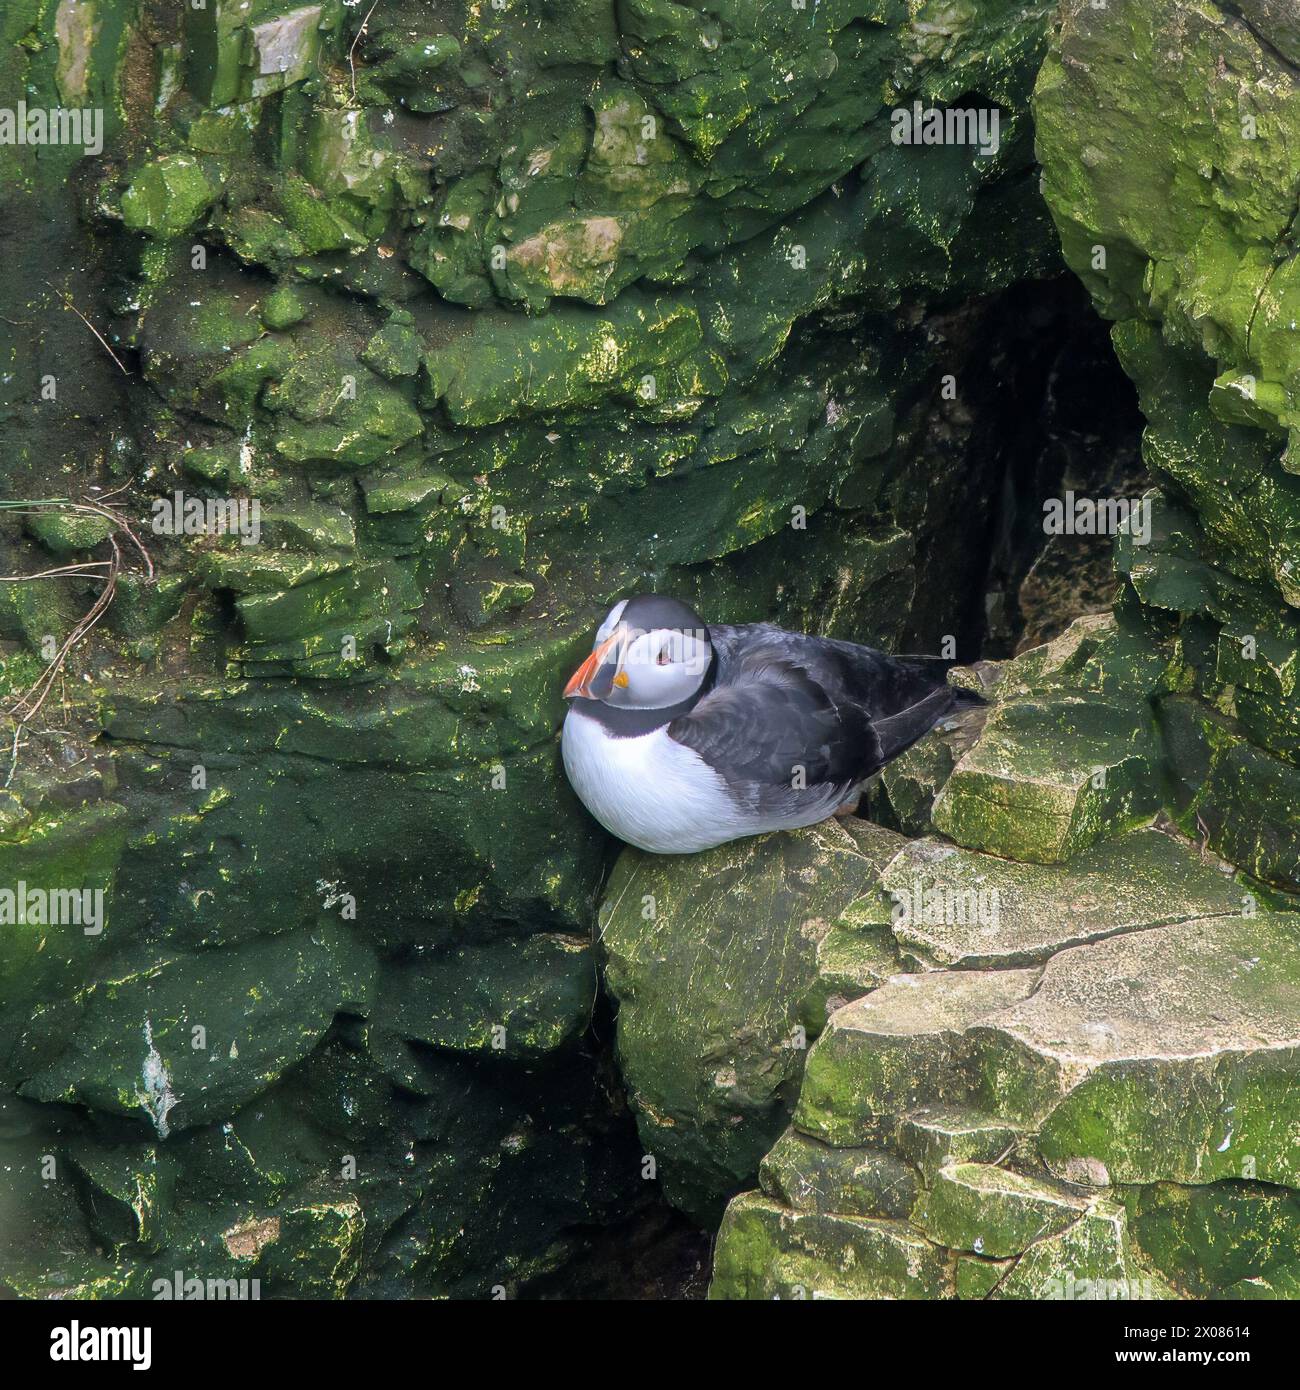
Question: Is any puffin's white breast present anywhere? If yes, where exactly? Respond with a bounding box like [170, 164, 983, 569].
[561, 706, 744, 854]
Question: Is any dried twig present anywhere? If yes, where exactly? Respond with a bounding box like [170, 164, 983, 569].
[1, 491, 153, 730]
[0, 560, 113, 580]
[349, 0, 382, 101]
[43, 280, 131, 376]
[89, 478, 135, 501]
[6, 537, 121, 725]
[3, 722, 24, 788]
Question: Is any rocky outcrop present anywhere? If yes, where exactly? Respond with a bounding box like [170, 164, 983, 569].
[691, 614, 1300, 1297]
[713, 903, 1300, 1300]
[601, 818, 906, 1221]
[631, 0, 1300, 1300]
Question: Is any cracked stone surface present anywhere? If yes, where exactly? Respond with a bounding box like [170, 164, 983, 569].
[715, 907, 1300, 1299]
[758, 1129, 919, 1221]
[912, 1162, 1089, 1257]
[882, 827, 1244, 969]
[804, 912, 1300, 1182]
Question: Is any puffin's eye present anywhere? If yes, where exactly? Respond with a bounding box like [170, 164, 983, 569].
[657, 645, 671, 665]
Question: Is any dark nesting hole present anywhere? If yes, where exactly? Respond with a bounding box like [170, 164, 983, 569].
[917, 274, 1147, 661]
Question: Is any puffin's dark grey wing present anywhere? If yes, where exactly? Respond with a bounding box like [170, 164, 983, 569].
[667, 657, 881, 790]
[676, 624, 979, 792]
[710, 625, 967, 717]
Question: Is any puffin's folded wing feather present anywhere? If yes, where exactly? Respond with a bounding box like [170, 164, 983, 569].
[666, 659, 879, 788]
[870, 682, 965, 763]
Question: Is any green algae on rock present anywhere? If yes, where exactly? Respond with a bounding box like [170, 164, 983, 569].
[911, 1162, 1089, 1258]
[709, 1190, 954, 1301]
[707, 596, 1300, 1298]
[600, 819, 906, 1222]
[1034, 0, 1300, 894]
[758, 1128, 919, 1222]
[931, 693, 1159, 862]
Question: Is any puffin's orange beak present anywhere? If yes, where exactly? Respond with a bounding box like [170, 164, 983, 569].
[564, 631, 620, 698]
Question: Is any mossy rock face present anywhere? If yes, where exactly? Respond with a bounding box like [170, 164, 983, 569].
[709, 1191, 954, 1301]
[121, 154, 222, 238]
[801, 912, 1300, 1186]
[897, 1106, 1024, 1184]
[260, 286, 306, 331]
[912, 1163, 1089, 1258]
[1034, 0, 1300, 893]
[25, 511, 116, 556]
[0, 800, 129, 1073]
[600, 820, 906, 1223]
[645, 0, 1300, 1299]
[881, 614, 1177, 863]
[701, 393, 1300, 1303]
[1127, 1181, 1300, 1299]
[793, 965, 1043, 1148]
[18, 922, 375, 1133]
[370, 933, 595, 1062]
[931, 694, 1159, 863]
[991, 1199, 1164, 1301]
[759, 1129, 920, 1222]
[710, 635, 1300, 1300]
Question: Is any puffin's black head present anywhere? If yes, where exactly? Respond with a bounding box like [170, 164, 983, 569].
[564, 594, 714, 712]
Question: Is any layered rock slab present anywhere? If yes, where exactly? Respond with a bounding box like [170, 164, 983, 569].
[800, 914, 1300, 1186]
[715, 910, 1300, 1298]
[931, 694, 1159, 862]
[709, 1192, 954, 1301]
[883, 827, 1243, 969]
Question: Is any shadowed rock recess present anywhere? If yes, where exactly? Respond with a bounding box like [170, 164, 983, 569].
[0, 0, 1295, 1302]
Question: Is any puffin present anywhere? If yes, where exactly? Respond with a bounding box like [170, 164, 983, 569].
[560, 593, 983, 854]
